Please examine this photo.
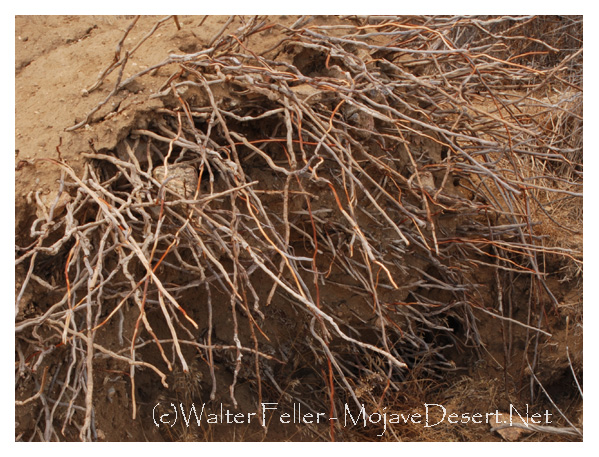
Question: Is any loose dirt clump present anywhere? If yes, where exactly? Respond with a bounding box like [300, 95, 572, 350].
[15, 15, 582, 442]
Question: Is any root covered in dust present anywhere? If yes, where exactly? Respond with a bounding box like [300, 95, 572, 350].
[15, 15, 582, 442]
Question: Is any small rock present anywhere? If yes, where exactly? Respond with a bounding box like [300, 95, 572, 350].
[153, 164, 198, 199]
[490, 412, 534, 441]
